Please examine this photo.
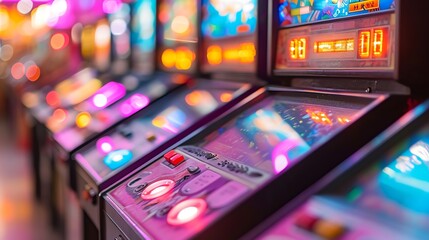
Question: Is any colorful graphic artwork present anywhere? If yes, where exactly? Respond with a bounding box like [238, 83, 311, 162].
[202, 0, 257, 39]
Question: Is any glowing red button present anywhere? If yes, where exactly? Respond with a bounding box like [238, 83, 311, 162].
[164, 150, 177, 161]
[169, 154, 185, 166]
[163, 150, 185, 166]
[141, 179, 175, 200]
[167, 199, 207, 226]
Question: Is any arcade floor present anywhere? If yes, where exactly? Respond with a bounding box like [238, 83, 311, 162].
[0, 115, 59, 240]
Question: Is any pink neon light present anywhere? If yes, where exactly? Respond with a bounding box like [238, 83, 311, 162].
[167, 199, 207, 226]
[96, 136, 114, 154]
[102, 0, 122, 14]
[141, 179, 175, 200]
[91, 82, 126, 109]
[119, 93, 150, 117]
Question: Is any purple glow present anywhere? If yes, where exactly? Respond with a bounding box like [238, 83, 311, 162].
[96, 136, 115, 154]
[91, 82, 126, 109]
[271, 139, 302, 174]
[119, 93, 150, 117]
[50, 0, 76, 29]
[102, 0, 122, 14]
[76, 0, 104, 23]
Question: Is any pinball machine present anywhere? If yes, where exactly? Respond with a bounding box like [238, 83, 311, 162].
[247, 99, 429, 240]
[99, 0, 429, 239]
[68, 0, 266, 238]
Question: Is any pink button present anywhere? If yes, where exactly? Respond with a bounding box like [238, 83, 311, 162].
[181, 170, 222, 195]
[206, 181, 248, 209]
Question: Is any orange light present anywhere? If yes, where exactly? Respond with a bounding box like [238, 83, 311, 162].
[223, 43, 256, 63]
[220, 93, 233, 103]
[175, 48, 194, 70]
[207, 45, 222, 65]
[0, 7, 10, 33]
[359, 30, 371, 58]
[46, 91, 60, 107]
[290, 39, 297, 59]
[373, 29, 384, 57]
[76, 112, 92, 128]
[52, 109, 67, 123]
[26, 64, 41, 82]
[185, 91, 203, 106]
[307, 110, 332, 125]
[162, 48, 195, 70]
[337, 117, 351, 124]
[298, 38, 306, 59]
[314, 39, 354, 53]
[290, 38, 306, 59]
[162, 49, 176, 68]
[22, 92, 39, 108]
[152, 116, 167, 128]
[50, 33, 69, 50]
[11, 62, 25, 80]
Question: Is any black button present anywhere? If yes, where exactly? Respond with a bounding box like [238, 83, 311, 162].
[134, 183, 148, 193]
[187, 166, 201, 174]
[205, 152, 216, 159]
[248, 171, 263, 178]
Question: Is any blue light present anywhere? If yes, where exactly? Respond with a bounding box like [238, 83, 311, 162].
[202, 0, 257, 39]
[131, 0, 156, 53]
[104, 149, 133, 170]
[379, 139, 429, 213]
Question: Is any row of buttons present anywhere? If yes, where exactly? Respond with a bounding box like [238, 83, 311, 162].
[295, 212, 346, 239]
[182, 146, 217, 160]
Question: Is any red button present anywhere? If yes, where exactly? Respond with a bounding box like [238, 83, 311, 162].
[164, 150, 177, 161]
[169, 153, 185, 166]
[295, 212, 319, 231]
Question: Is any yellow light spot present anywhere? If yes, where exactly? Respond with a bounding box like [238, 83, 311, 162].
[220, 93, 233, 103]
[152, 116, 167, 128]
[162, 49, 176, 68]
[207, 45, 222, 65]
[76, 112, 91, 128]
[185, 91, 203, 106]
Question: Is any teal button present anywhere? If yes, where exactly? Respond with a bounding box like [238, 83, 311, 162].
[104, 149, 133, 170]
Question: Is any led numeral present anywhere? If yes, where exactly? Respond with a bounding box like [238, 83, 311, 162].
[359, 30, 371, 58]
[373, 29, 384, 57]
[359, 28, 387, 58]
[290, 38, 306, 60]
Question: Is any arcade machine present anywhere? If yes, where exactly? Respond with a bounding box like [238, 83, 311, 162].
[36, 1, 187, 237]
[101, 0, 428, 239]
[71, 0, 266, 238]
[249, 99, 429, 240]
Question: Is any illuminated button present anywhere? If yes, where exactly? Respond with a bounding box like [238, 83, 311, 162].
[141, 179, 175, 200]
[103, 149, 133, 170]
[167, 199, 207, 226]
[164, 150, 177, 161]
[164, 150, 185, 166]
[294, 213, 319, 231]
[169, 154, 185, 166]
[313, 219, 346, 239]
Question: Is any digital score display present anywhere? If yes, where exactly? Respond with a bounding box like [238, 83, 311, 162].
[202, 0, 258, 73]
[131, 0, 156, 74]
[275, 1, 396, 75]
[158, 0, 197, 72]
[279, 0, 395, 27]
